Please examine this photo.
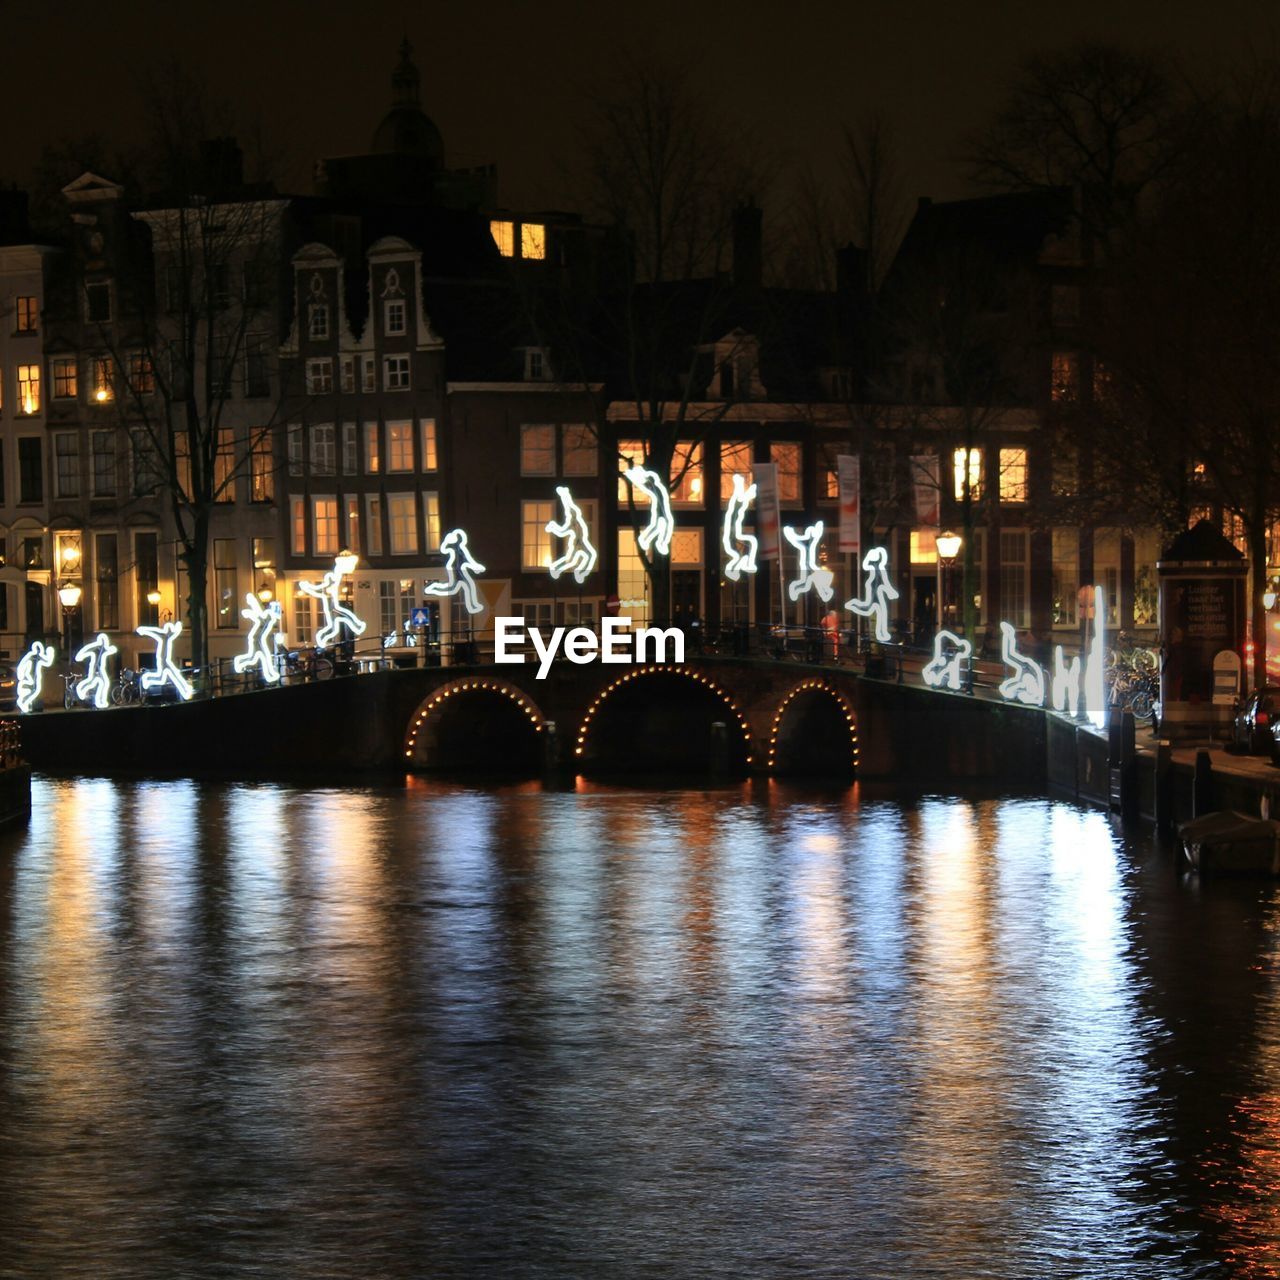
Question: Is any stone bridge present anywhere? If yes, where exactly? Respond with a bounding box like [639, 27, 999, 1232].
[18, 654, 1065, 784]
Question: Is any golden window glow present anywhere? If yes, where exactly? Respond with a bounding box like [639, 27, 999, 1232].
[521, 223, 546, 260]
[910, 530, 937, 564]
[490, 220, 515, 257]
[999, 447, 1028, 503]
[92, 357, 114, 403]
[953, 447, 982, 501]
[17, 364, 39, 415]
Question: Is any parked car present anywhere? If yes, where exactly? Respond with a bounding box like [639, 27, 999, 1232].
[1232, 687, 1280, 754]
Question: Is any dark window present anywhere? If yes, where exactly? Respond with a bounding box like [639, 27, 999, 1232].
[95, 534, 118, 631]
[85, 281, 112, 324]
[245, 334, 269, 397]
[18, 437, 41, 503]
[135, 532, 159, 627]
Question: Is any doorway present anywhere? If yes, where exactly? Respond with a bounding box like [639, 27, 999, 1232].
[671, 569, 702, 626]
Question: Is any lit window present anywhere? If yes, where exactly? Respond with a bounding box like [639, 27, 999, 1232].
[15, 296, 37, 333]
[345, 496, 359, 555]
[127, 351, 154, 396]
[313, 496, 339, 556]
[670, 441, 704, 505]
[562, 424, 596, 476]
[53, 357, 77, 400]
[423, 492, 440, 552]
[388, 493, 418, 554]
[1051, 352, 1079, 402]
[17, 365, 39, 415]
[910, 530, 938, 564]
[387, 421, 413, 472]
[521, 223, 546, 260]
[384, 355, 410, 391]
[720, 440, 753, 501]
[953, 447, 983, 501]
[293, 590, 312, 641]
[96, 534, 119, 630]
[523, 499, 555, 569]
[364, 422, 381, 474]
[819, 442, 840, 501]
[306, 358, 332, 394]
[490, 220, 515, 257]
[291, 497, 306, 555]
[617, 440, 650, 504]
[214, 539, 238, 628]
[251, 432, 273, 502]
[999, 447, 1028, 503]
[521, 424, 555, 475]
[385, 299, 406, 335]
[421, 418, 437, 470]
[772, 441, 801, 504]
[214, 428, 235, 501]
[366, 495, 383, 555]
[308, 303, 329, 341]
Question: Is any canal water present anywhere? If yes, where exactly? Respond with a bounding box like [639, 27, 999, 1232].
[0, 776, 1277, 1278]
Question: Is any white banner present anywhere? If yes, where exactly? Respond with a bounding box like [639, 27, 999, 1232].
[753, 462, 781, 561]
[912, 454, 940, 528]
[837, 454, 861, 556]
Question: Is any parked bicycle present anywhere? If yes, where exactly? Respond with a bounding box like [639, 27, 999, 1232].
[279, 646, 335, 685]
[61, 669, 86, 709]
[110, 667, 143, 706]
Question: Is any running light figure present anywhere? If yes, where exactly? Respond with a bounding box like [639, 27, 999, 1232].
[74, 633, 118, 709]
[16, 641, 55, 713]
[623, 465, 675, 557]
[722, 473, 758, 581]
[844, 546, 899, 643]
[997, 621, 1046, 707]
[546, 486, 598, 584]
[138, 621, 194, 702]
[1052, 644, 1082, 717]
[232, 594, 284, 684]
[1084, 585, 1107, 729]
[784, 522, 835, 602]
[922, 630, 971, 691]
[298, 554, 367, 648]
[425, 529, 486, 615]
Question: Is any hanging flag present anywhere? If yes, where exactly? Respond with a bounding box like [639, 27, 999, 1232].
[837, 454, 861, 556]
[753, 461, 781, 561]
[912, 454, 940, 528]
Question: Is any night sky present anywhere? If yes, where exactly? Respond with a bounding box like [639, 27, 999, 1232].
[4, 0, 1276, 212]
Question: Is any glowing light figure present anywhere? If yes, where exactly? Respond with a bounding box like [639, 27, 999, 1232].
[138, 621, 193, 702]
[997, 621, 1046, 707]
[546, 486, 598, 584]
[844, 546, 899, 643]
[424, 528, 486, 615]
[232, 594, 284, 684]
[624, 465, 674, 557]
[298, 555, 367, 648]
[16, 641, 55, 713]
[922, 630, 971, 691]
[1051, 644, 1082, 717]
[722, 474, 758, 581]
[1084, 585, 1107, 728]
[783, 522, 835, 602]
[74, 632, 118, 709]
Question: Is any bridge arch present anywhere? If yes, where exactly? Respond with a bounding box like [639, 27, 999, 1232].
[767, 679, 858, 775]
[403, 677, 545, 772]
[574, 665, 753, 772]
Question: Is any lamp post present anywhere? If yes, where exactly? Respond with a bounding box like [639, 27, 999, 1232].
[58, 581, 81, 654]
[936, 531, 962, 632]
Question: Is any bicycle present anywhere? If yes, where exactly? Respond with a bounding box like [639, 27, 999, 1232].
[61, 669, 86, 709]
[110, 667, 142, 706]
[279, 646, 335, 685]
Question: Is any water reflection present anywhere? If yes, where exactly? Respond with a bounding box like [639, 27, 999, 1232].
[0, 777, 1274, 1275]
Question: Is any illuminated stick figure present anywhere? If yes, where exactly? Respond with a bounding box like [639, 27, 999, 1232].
[922, 630, 971, 692]
[424, 528, 486, 614]
[844, 546, 899, 643]
[16, 641, 55, 713]
[1051, 644, 1082, 716]
[623, 465, 674, 557]
[546, 486, 598, 584]
[722, 473, 758, 581]
[783, 521, 835, 602]
[138, 621, 194, 701]
[997, 621, 1045, 707]
[299, 563, 367, 649]
[74, 632, 118, 709]
[233, 594, 284, 684]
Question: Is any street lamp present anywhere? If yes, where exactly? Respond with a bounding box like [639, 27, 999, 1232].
[58, 581, 81, 653]
[936, 531, 962, 630]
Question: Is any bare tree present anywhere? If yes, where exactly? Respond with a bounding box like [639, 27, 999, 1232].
[967, 40, 1182, 239]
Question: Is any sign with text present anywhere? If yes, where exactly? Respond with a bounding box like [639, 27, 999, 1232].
[753, 462, 781, 561]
